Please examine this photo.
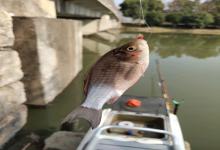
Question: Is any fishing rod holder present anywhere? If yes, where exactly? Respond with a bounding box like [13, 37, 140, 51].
[172, 99, 184, 115]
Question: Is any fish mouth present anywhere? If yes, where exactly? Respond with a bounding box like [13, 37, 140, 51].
[130, 50, 142, 57]
[136, 34, 144, 40]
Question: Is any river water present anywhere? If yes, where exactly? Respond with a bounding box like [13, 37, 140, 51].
[22, 32, 220, 150]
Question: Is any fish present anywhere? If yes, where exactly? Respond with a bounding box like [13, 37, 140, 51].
[61, 34, 149, 129]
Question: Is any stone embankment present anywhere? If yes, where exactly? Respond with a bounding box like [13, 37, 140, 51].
[0, 8, 27, 148]
[0, 0, 82, 147]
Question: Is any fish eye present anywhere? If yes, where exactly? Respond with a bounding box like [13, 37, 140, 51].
[127, 46, 136, 51]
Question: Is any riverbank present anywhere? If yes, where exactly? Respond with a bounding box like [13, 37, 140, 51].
[120, 26, 220, 35]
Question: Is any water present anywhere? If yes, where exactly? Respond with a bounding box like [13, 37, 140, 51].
[23, 32, 220, 150]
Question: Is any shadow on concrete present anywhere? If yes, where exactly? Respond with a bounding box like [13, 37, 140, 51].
[13, 17, 45, 105]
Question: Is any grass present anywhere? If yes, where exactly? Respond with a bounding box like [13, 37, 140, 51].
[120, 26, 220, 35]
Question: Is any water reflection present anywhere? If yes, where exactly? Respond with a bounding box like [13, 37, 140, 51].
[22, 32, 220, 150]
[149, 34, 220, 58]
[85, 32, 220, 59]
[83, 32, 220, 150]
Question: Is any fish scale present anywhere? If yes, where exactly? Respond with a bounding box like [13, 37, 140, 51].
[82, 84, 117, 109]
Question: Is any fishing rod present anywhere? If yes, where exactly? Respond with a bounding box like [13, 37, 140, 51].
[155, 60, 174, 113]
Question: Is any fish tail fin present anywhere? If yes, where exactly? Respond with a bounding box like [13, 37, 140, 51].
[60, 106, 102, 130]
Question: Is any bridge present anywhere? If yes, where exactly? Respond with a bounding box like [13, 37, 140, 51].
[55, 0, 122, 20]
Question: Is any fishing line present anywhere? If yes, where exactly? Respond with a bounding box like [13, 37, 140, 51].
[139, 0, 152, 40]
[139, 0, 150, 29]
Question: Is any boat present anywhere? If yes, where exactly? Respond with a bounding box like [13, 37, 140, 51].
[74, 60, 188, 150]
[76, 95, 186, 150]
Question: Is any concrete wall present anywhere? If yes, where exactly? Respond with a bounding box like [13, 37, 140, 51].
[83, 15, 121, 35]
[13, 17, 82, 105]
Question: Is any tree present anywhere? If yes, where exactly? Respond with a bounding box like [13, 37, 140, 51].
[120, 0, 164, 19]
[166, 12, 183, 26]
[120, 0, 165, 26]
[214, 15, 220, 26]
[145, 0, 164, 26]
[180, 12, 214, 28]
[201, 0, 220, 14]
[168, 0, 198, 13]
[120, 0, 148, 19]
[201, 0, 220, 26]
[146, 11, 165, 26]
[166, 0, 215, 28]
[194, 12, 214, 28]
[147, 0, 164, 12]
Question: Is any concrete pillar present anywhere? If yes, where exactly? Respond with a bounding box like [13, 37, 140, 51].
[82, 15, 121, 35]
[13, 17, 82, 105]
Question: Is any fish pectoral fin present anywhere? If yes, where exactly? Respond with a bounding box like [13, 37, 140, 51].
[107, 96, 119, 104]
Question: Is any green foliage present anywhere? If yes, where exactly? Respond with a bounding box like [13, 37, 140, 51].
[147, 0, 164, 11]
[214, 14, 220, 26]
[180, 12, 214, 28]
[180, 14, 195, 26]
[169, 0, 199, 13]
[119, 0, 219, 28]
[120, 0, 164, 26]
[166, 13, 183, 25]
[167, 0, 216, 28]
[201, 0, 220, 27]
[145, 11, 165, 26]
[201, 0, 220, 14]
[194, 12, 214, 28]
[120, 0, 148, 19]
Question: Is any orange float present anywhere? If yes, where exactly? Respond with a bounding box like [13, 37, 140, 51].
[126, 99, 142, 107]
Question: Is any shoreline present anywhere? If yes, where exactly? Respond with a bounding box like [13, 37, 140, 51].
[119, 26, 220, 35]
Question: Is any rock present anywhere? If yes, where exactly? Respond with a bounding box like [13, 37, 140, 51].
[0, 9, 14, 47]
[44, 131, 84, 150]
[0, 104, 27, 149]
[0, 82, 26, 118]
[0, 49, 23, 87]
[0, 0, 56, 18]
[13, 17, 82, 105]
